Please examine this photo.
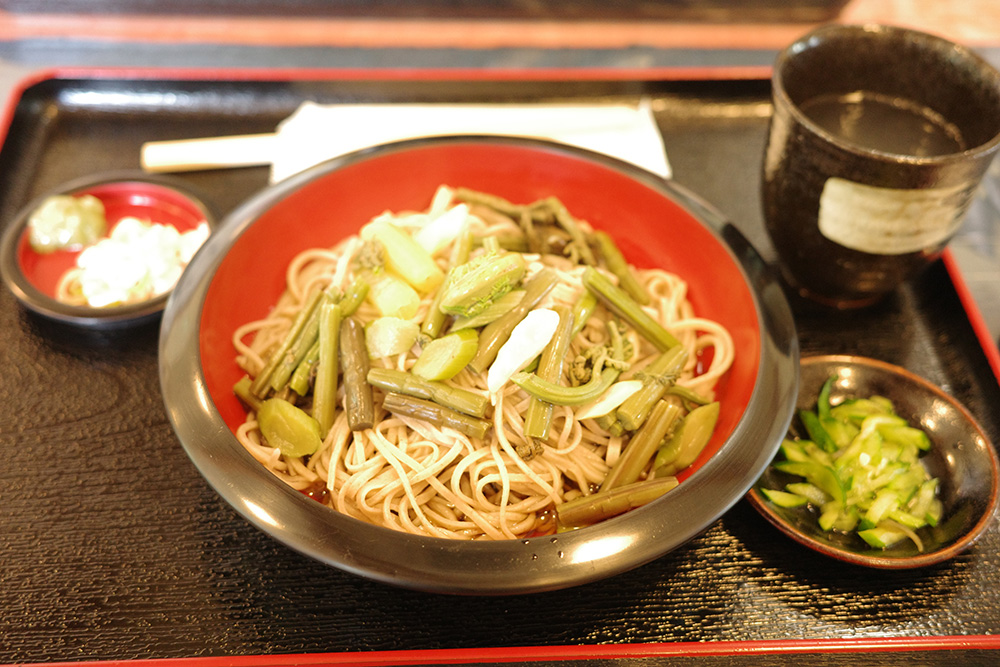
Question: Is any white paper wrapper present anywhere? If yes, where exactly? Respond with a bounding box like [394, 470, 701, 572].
[141, 100, 672, 183]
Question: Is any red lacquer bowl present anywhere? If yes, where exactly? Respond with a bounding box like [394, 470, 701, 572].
[159, 136, 799, 594]
[0, 171, 214, 329]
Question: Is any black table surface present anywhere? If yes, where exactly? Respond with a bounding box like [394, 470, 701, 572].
[0, 72, 998, 665]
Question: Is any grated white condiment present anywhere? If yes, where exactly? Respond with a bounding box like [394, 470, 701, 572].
[74, 217, 209, 307]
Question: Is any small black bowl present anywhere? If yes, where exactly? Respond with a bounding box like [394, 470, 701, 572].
[0, 171, 215, 330]
[748, 354, 999, 568]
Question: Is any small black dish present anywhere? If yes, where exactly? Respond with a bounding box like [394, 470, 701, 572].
[748, 354, 999, 569]
[0, 171, 215, 330]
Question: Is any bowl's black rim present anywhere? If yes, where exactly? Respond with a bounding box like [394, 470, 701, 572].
[0, 170, 217, 330]
[159, 135, 800, 595]
[747, 354, 1000, 569]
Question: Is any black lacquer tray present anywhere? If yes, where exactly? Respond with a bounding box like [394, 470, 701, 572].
[1, 70, 998, 665]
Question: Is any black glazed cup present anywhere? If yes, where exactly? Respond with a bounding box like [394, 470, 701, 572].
[762, 24, 1000, 308]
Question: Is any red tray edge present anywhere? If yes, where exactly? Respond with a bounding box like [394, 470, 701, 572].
[4, 635, 1000, 667]
[943, 249, 1000, 387]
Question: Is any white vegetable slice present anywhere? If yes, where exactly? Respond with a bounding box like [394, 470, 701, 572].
[575, 380, 644, 421]
[414, 203, 471, 255]
[487, 308, 560, 395]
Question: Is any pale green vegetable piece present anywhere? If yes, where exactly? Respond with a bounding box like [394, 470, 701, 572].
[361, 220, 444, 293]
[257, 398, 323, 458]
[449, 290, 524, 331]
[28, 194, 107, 253]
[575, 380, 643, 421]
[438, 251, 526, 319]
[413, 203, 471, 255]
[366, 317, 419, 359]
[412, 328, 479, 381]
[367, 272, 421, 319]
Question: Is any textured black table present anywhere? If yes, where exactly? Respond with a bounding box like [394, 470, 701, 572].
[0, 72, 998, 664]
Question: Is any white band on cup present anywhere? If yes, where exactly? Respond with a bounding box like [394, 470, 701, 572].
[817, 177, 971, 255]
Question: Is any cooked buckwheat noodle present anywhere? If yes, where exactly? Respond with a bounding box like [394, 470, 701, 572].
[232, 187, 735, 540]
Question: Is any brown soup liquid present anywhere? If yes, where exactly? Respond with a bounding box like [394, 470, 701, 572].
[799, 91, 966, 157]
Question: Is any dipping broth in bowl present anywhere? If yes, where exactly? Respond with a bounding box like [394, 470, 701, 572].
[160, 136, 798, 593]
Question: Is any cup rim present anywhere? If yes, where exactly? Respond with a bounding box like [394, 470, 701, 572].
[772, 23, 1000, 164]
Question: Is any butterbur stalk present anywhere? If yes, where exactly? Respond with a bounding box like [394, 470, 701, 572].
[340, 316, 374, 431]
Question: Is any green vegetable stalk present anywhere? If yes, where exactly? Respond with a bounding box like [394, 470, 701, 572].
[312, 301, 342, 437]
[381, 392, 491, 440]
[601, 398, 684, 491]
[593, 230, 650, 305]
[582, 266, 680, 352]
[250, 288, 326, 398]
[615, 345, 688, 431]
[523, 305, 575, 440]
[421, 226, 474, 338]
[556, 476, 679, 530]
[367, 367, 489, 418]
[511, 320, 628, 406]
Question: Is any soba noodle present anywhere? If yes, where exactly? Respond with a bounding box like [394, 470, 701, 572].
[232, 186, 735, 540]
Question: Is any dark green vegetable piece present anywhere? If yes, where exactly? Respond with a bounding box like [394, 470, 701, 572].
[337, 276, 371, 317]
[582, 266, 680, 352]
[367, 367, 489, 418]
[615, 345, 688, 431]
[570, 289, 598, 338]
[468, 267, 558, 374]
[382, 392, 491, 440]
[556, 476, 679, 530]
[288, 339, 320, 396]
[798, 408, 838, 453]
[340, 316, 374, 431]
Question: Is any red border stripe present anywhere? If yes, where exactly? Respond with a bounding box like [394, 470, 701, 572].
[5, 636, 1000, 667]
